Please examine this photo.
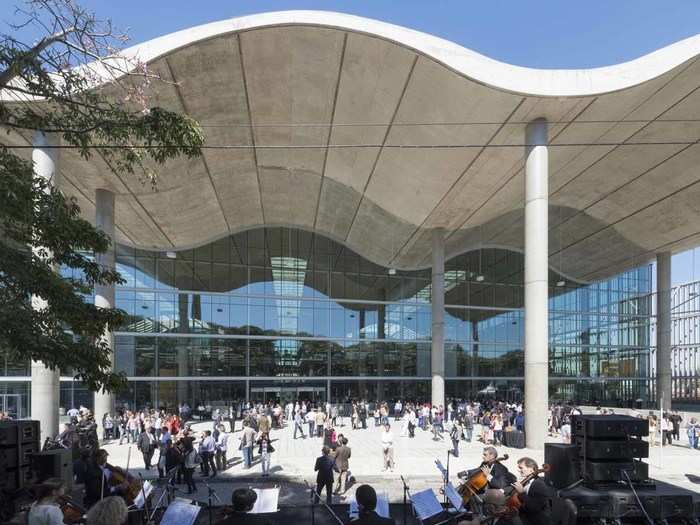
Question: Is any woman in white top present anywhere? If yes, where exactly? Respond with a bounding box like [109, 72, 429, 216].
[380, 423, 395, 472]
[27, 479, 66, 525]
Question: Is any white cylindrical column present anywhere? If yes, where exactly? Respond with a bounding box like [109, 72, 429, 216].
[524, 118, 549, 449]
[94, 189, 116, 437]
[431, 228, 445, 408]
[656, 252, 672, 412]
[31, 131, 61, 443]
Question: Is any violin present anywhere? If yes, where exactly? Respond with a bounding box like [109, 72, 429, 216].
[456, 454, 509, 502]
[104, 447, 143, 506]
[499, 464, 551, 517]
[58, 495, 86, 524]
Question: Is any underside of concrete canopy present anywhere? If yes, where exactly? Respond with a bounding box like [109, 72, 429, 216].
[5, 10, 700, 282]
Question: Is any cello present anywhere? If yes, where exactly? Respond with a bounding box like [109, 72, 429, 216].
[105, 447, 143, 506]
[456, 453, 509, 503]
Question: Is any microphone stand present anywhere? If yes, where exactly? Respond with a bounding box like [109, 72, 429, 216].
[304, 480, 316, 525]
[201, 479, 221, 525]
[400, 475, 411, 525]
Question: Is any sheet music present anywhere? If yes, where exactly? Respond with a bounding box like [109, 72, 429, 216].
[349, 493, 390, 519]
[250, 487, 279, 514]
[434, 459, 447, 481]
[444, 483, 463, 512]
[132, 481, 153, 509]
[159, 500, 200, 525]
[411, 489, 443, 520]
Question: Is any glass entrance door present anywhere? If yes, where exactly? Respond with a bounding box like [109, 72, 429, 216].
[250, 381, 326, 405]
[0, 394, 21, 419]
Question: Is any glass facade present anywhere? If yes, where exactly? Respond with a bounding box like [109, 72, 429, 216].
[0, 227, 655, 413]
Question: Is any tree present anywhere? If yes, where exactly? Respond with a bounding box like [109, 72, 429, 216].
[0, 0, 204, 392]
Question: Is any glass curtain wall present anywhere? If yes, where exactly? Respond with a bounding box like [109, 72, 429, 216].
[0, 226, 654, 413]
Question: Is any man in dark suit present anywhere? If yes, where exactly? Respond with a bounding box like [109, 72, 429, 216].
[458, 446, 516, 491]
[333, 437, 352, 494]
[351, 484, 393, 524]
[314, 446, 335, 506]
[511, 457, 554, 525]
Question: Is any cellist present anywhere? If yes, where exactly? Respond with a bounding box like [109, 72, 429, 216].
[83, 449, 130, 507]
[457, 446, 516, 491]
[508, 457, 554, 525]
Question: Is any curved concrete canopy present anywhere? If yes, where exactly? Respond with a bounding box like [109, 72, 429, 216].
[5, 10, 700, 282]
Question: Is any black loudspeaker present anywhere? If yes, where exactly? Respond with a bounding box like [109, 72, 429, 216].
[583, 459, 648, 483]
[574, 436, 649, 459]
[0, 465, 37, 491]
[559, 485, 611, 519]
[544, 443, 581, 489]
[0, 421, 39, 446]
[0, 441, 40, 469]
[572, 415, 648, 438]
[31, 449, 73, 489]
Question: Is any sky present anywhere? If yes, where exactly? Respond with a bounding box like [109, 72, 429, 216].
[3, 0, 700, 285]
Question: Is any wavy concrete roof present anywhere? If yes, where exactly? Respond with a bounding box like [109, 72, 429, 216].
[5, 10, 700, 281]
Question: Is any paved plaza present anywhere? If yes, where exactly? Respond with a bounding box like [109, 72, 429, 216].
[101, 419, 700, 509]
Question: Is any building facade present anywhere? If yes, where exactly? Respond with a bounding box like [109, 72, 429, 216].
[0, 227, 654, 418]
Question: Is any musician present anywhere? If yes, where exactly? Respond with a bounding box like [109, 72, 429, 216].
[351, 484, 393, 525]
[84, 449, 129, 507]
[27, 479, 66, 525]
[510, 457, 554, 525]
[85, 496, 128, 525]
[458, 446, 516, 490]
[216, 488, 273, 525]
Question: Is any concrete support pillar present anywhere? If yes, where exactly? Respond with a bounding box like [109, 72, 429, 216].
[431, 229, 445, 408]
[30, 131, 60, 443]
[93, 189, 116, 435]
[656, 252, 672, 412]
[524, 118, 549, 449]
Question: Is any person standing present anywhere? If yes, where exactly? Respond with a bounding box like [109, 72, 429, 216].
[687, 417, 699, 450]
[257, 431, 274, 477]
[137, 427, 157, 470]
[381, 424, 394, 472]
[182, 440, 199, 494]
[463, 412, 474, 442]
[450, 419, 462, 457]
[307, 408, 316, 438]
[240, 421, 257, 469]
[216, 424, 229, 471]
[332, 437, 351, 495]
[199, 430, 217, 478]
[294, 410, 306, 439]
[407, 408, 417, 438]
[314, 446, 335, 506]
[315, 409, 327, 437]
[670, 411, 683, 441]
[661, 414, 672, 446]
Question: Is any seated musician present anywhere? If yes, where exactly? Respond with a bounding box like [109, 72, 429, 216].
[351, 484, 393, 525]
[27, 479, 66, 525]
[217, 488, 273, 525]
[510, 457, 554, 525]
[458, 446, 516, 491]
[84, 449, 129, 507]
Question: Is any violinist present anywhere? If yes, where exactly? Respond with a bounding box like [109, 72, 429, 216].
[509, 457, 554, 525]
[458, 446, 516, 491]
[27, 479, 66, 525]
[83, 449, 129, 507]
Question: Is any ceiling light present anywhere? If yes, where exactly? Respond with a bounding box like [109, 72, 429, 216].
[165, 251, 177, 259]
[556, 280, 566, 287]
[475, 275, 485, 282]
[388, 268, 397, 275]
